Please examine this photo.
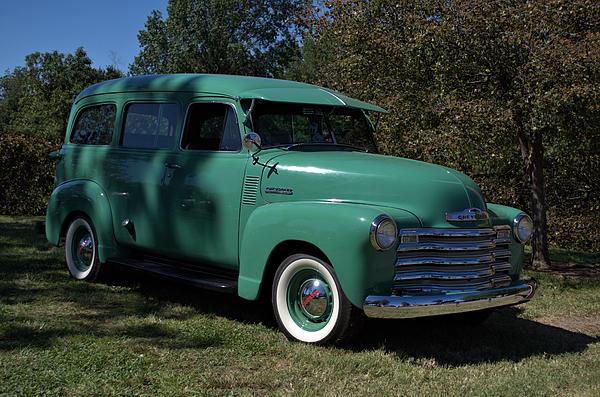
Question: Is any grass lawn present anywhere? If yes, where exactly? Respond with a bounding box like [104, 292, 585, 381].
[1, 216, 599, 396]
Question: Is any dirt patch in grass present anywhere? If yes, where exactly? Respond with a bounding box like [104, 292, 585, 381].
[536, 315, 600, 337]
[534, 262, 600, 279]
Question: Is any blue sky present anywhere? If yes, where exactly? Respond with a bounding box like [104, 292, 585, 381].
[0, 0, 168, 74]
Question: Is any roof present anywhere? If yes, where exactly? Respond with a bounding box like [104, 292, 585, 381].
[75, 74, 386, 113]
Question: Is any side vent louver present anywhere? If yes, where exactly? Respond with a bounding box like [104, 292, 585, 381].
[242, 175, 260, 205]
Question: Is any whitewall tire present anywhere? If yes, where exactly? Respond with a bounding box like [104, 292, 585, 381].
[271, 254, 361, 344]
[65, 217, 102, 281]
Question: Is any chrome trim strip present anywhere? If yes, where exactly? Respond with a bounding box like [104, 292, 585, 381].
[393, 275, 512, 292]
[370, 214, 398, 251]
[319, 88, 347, 105]
[493, 248, 511, 258]
[491, 263, 511, 272]
[396, 254, 495, 266]
[397, 241, 496, 252]
[393, 267, 495, 281]
[364, 279, 536, 319]
[399, 228, 496, 238]
[513, 212, 533, 243]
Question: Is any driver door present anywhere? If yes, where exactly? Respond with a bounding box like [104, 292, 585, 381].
[163, 99, 247, 269]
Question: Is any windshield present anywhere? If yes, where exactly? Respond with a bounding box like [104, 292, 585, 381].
[253, 102, 377, 152]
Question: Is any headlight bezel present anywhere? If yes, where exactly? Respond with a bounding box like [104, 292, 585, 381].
[369, 214, 398, 251]
[513, 212, 533, 243]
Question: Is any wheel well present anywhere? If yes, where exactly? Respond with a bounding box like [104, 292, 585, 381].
[259, 240, 330, 301]
[59, 210, 90, 240]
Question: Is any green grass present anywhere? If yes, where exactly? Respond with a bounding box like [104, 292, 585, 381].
[524, 245, 600, 266]
[1, 216, 599, 396]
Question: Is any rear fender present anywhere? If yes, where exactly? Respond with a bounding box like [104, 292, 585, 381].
[46, 179, 118, 262]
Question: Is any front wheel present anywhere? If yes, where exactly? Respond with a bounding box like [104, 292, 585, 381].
[272, 254, 361, 344]
[64, 216, 102, 282]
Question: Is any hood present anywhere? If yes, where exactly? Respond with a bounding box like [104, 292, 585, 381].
[259, 149, 488, 228]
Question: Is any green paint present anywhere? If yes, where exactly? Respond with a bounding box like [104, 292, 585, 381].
[76, 74, 386, 113]
[46, 74, 530, 311]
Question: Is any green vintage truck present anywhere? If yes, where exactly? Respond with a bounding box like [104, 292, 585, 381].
[46, 74, 536, 344]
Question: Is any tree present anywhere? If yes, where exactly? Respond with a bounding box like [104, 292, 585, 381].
[0, 48, 122, 140]
[299, 0, 599, 266]
[130, 0, 310, 77]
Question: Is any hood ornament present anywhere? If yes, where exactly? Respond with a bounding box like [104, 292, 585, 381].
[446, 208, 490, 222]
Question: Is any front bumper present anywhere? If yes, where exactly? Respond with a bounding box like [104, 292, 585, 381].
[363, 279, 537, 319]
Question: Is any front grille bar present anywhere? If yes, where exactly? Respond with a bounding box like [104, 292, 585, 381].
[393, 226, 513, 295]
[399, 228, 498, 238]
[398, 241, 496, 251]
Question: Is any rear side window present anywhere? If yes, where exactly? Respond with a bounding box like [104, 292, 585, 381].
[70, 104, 116, 145]
[121, 103, 178, 149]
[181, 103, 241, 151]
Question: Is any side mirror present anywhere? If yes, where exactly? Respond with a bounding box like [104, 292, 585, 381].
[243, 132, 262, 151]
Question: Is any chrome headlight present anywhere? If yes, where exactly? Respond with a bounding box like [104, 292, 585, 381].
[513, 213, 533, 243]
[370, 215, 398, 251]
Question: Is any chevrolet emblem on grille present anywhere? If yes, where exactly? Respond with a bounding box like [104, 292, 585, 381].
[446, 207, 490, 222]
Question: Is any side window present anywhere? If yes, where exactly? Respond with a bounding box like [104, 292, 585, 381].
[121, 103, 178, 149]
[181, 103, 241, 151]
[70, 104, 116, 145]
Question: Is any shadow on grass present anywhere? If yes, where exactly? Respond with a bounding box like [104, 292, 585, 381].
[0, 220, 227, 351]
[356, 308, 598, 365]
[1, 257, 597, 364]
[0, 221, 47, 249]
[100, 265, 275, 326]
[101, 267, 598, 365]
[0, 217, 597, 365]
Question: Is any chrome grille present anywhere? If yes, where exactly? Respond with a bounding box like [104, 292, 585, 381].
[394, 226, 512, 295]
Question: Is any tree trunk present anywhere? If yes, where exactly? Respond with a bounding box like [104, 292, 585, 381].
[517, 127, 551, 270]
[528, 131, 551, 270]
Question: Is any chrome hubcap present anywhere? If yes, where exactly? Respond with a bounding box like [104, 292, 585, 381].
[78, 235, 93, 264]
[71, 228, 94, 272]
[298, 278, 329, 319]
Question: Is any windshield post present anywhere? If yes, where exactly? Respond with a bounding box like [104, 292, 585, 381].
[243, 98, 257, 131]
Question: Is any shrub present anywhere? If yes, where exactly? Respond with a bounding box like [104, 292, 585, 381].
[0, 133, 60, 215]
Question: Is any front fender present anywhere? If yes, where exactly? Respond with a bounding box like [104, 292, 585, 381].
[46, 179, 118, 262]
[238, 201, 419, 308]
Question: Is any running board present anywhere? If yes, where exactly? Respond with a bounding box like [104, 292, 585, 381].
[107, 256, 238, 293]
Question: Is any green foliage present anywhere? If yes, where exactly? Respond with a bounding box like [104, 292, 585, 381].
[1, 2, 597, 254]
[0, 134, 60, 215]
[294, 0, 599, 251]
[130, 0, 310, 77]
[0, 49, 122, 216]
[0, 48, 122, 140]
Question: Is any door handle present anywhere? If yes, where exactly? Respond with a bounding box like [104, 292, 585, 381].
[180, 198, 196, 208]
[165, 162, 182, 169]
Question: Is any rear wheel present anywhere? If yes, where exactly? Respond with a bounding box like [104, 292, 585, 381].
[65, 216, 102, 281]
[272, 254, 361, 344]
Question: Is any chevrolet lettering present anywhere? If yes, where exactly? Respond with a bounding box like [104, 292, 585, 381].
[46, 74, 536, 345]
[446, 208, 491, 222]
